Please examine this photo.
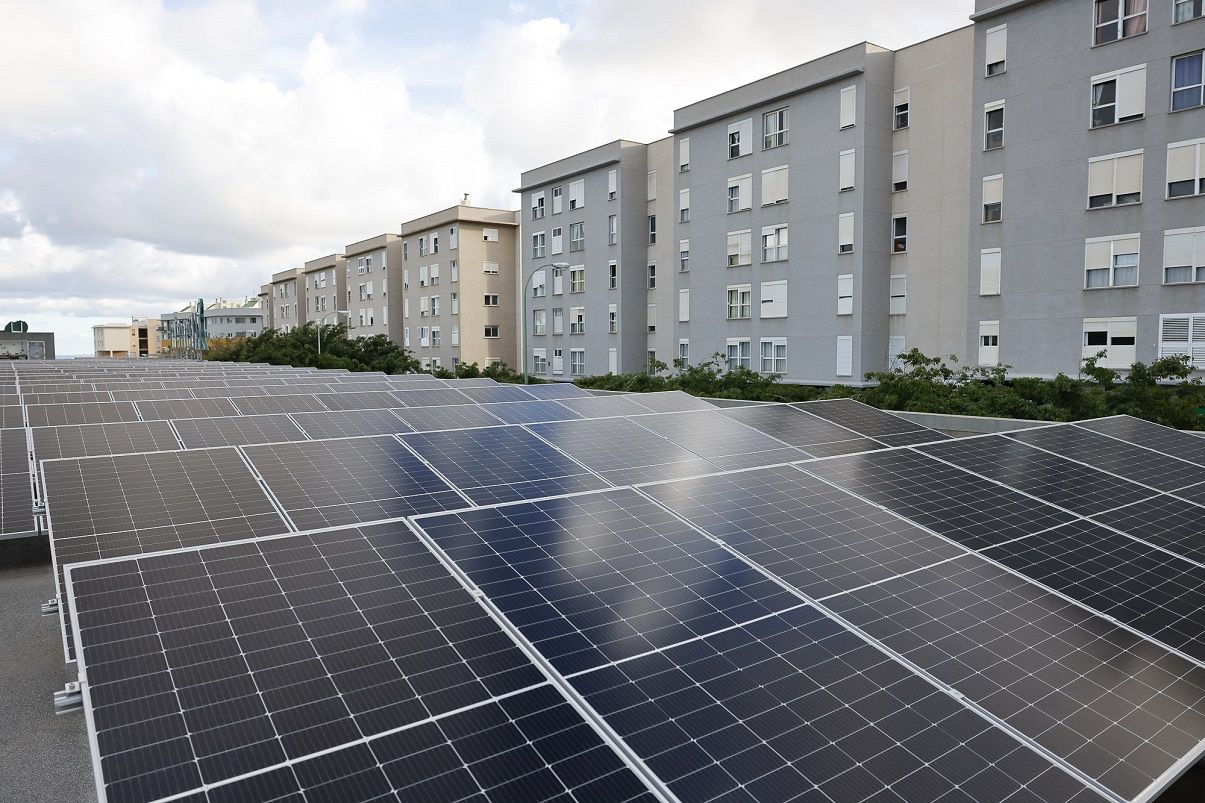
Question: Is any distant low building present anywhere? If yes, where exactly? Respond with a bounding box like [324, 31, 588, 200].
[0, 329, 54, 359]
[92, 319, 160, 357]
[159, 299, 265, 356]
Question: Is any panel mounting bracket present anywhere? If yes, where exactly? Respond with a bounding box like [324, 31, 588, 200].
[53, 682, 82, 715]
[40, 598, 58, 616]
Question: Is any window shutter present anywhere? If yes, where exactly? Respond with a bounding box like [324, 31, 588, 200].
[760, 280, 787, 318]
[836, 274, 854, 316]
[608, 348, 618, 373]
[1116, 66, 1146, 120]
[983, 175, 1003, 205]
[889, 276, 907, 315]
[838, 213, 855, 251]
[1085, 240, 1112, 273]
[607, 170, 617, 196]
[839, 85, 856, 128]
[678, 289, 690, 322]
[553, 272, 563, 295]
[679, 188, 690, 211]
[836, 337, 853, 377]
[892, 151, 909, 188]
[893, 87, 910, 107]
[985, 25, 1007, 69]
[1114, 152, 1143, 198]
[1087, 159, 1113, 198]
[678, 138, 690, 170]
[646, 171, 657, 200]
[1168, 144, 1197, 185]
[1164, 231, 1195, 268]
[839, 150, 855, 190]
[980, 249, 1001, 295]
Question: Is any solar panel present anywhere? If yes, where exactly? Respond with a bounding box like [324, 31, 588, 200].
[390, 386, 475, 408]
[312, 390, 404, 411]
[555, 394, 654, 418]
[823, 554, 1205, 801]
[795, 398, 939, 440]
[228, 394, 330, 415]
[0, 426, 30, 475]
[1076, 415, 1205, 467]
[456, 384, 539, 404]
[512, 383, 592, 400]
[479, 399, 582, 425]
[799, 448, 1078, 550]
[627, 390, 715, 413]
[65, 521, 555, 803]
[527, 416, 719, 484]
[242, 436, 467, 530]
[30, 421, 180, 461]
[719, 403, 885, 455]
[25, 401, 141, 427]
[414, 488, 801, 675]
[288, 409, 410, 439]
[392, 403, 504, 433]
[631, 410, 807, 471]
[135, 397, 240, 421]
[0, 469, 34, 536]
[641, 465, 967, 600]
[917, 435, 1154, 516]
[400, 426, 611, 506]
[441, 377, 500, 387]
[1091, 494, 1205, 563]
[1004, 425, 1205, 492]
[872, 428, 954, 447]
[108, 388, 191, 402]
[569, 607, 1103, 803]
[170, 414, 308, 448]
[23, 391, 112, 405]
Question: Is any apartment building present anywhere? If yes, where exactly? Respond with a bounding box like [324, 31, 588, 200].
[517, 140, 652, 378]
[343, 234, 399, 339]
[302, 254, 347, 330]
[270, 268, 304, 333]
[968, 0, 1205, 375]
[92, 323, 133, 358]
[258, 284, 273, 330]
[400, 204, 520, 372]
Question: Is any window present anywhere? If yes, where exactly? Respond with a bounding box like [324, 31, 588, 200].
[891, 216, 908, 254]
[678, 340, 689, 365]
[1095, 0, 1147, 46]
[531, 269, 546, 298]
[569, 307, 585, 334]
[836, 336, 853, 377]
[483, 261, 499, 274]
[1176, 0, 1203, 22]
[727, 285, 752, 319]
[985, 24, 1006, 75]
[647, 170, 657, 201]
[431, 326, 440, 346]
[984, 101, 1005, 149]
[484, 294, 500, 306]
[761, 166, 788, 205]
[727, 230, 752, 266]
[679, 138, 690, 172]
[1087, 150, 1144, 207]
[982, 174, 1004, 221]
[678, 289, 690, 322]
[403, 241, 409, 260]
[892, 151, 909, 192]
[978, 321, 1000, 366]
[760, 280, 788, 319]
[890, 275, 907, 315]
[607, 171, 616, 201]
[569, 222, 585, 251]
[553, 269, 563, 295]
[728, 118, 753, 158]
[430, 295, 440, 316]
[761, 339, 787, 374]
[1085, 234, 1140, 288]
[571, 266, 585, 293]
[552, 308, 563, 334]
[571, 349, 585, 376]
[839, 150, 855, 191]
[646, 264, 656, 289]
[647, 215, 656, 244]
[430, 234, 438, 255]
[608, 348, 618, 373]
[888, 337, 906, 370]
[548, 227, 563, 255]
[450, 260, 458, 282]
[893, 88, 910, 129]
[1084, 317, 1137, 368]
[838, 213, 855, 254]
[1167, 139, 1205, 198]
[608, 215, 617, 245]
[483, 325, 499, 339]
[531, 191, 545, 219]
[762, 225, 788, 262]
[451, 325, 462, 348]
[532, 231, 546, 258]
[553, 347, 564, 374]
[839, 85, 857, 128]
[1092, 65, 1146, 127]
[483, 228, 500, 242]
[763, 107, 788, 149]
[981, 249, 1002, 295]
[429, 264, 439, 286]
[1164, 227, 1205, 284]
[679, 188, 690, 222]
[1159, 314, 1205, 367]
[647, 304, 656, 333]
[728, 174, 752, 212]
[568, 179, 584, 210]
[727, 339, 751, 370]
[533, 309, 546, 335]
[837, 274, 854, 315]
[419, 265, 429, 287]
[553, 186, 564, 214]
[609, 303, 618, 333]
[679, 240, 690, 272]
[404, 327, 410, 347]
[1173, 52, 1204, 111]
[358, 283, 366, 302]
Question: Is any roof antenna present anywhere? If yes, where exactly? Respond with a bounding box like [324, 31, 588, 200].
[461, 193, 470, 206]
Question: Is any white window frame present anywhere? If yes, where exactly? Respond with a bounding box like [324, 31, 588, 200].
[1167, 138, 1205, 199]
[553, 185, 564, 214]
[727, 284, 752, 320]
[727, 230, 752, 267]
[984, 100, 1005, 150]
[678, 138, 690, 172]
[889, 275, 907, 315]
[1159, 313, 1205, 367]
[837, 274, 854, 316]
[761, 338, 787, 374]
[836, 336, 853, 377]
[1094, 0, 1147, 47]
[1084, 234, 1140, 289]
[727, 174, 752, 213]
[978, 321, 1000, 366]
[678, 289, 690, 323]
[1163, 226, 1205, 285]
[982, 174, 1004, 222]
[763, 107, 789, 149]
[530, 191, 546, 220]
[568, 179, 585, 210]
[986, 24, 1007, 76]
[761, 165, 789, 206]
[761, 224, 788, 263]
[1084, 317, 1137, 368]
[892, 215, 908, 254]
[1172, 51, 1204, 112]
[726, 338, 751, 370]
[893, 88, 910, 129]
[760, 280, 788, 319]
[728, 118, 753, 159]
[839, 85, 857, 129]
[892, 151, 909, 192]
[1091, 64, 1147, 128]
[838, 213, 855, 254]
[980, 248, 1002, 295]
[839, 149, 855, 192]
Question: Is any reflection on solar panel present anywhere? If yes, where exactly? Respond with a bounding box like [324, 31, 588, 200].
[228, 394, 330, 415]
[512, 382, 591, 400]
[1076, 415, 1205, 467]
[824, 554, 1205, 801]
[1092, 495, 1205, 563]
[719, 403, 881, 455]
[26, 402, 141, 427]
[872, 428, 953, 446]
[627, 390, 715, 413]
[800, 448, 1077, 549]
[135, 397, 239, 421]
[982, 520, 1205, 661]
[390, 387, 475, 408]
[528, 416, 718, 484]
[632, 410, 806, 470]
[442, 377, 501, 387]
[30, 421, 180, 461]
[400, 426, 611, 505]
[243, 436, 467, 530]
[289, 409, 410, 439]
[795, 398, 938, 439]
[555, 394, 653, 418]
[642, 465, 967, 599]
[569, 607, 1101, 803]
[312, 390, 403, 410]
[66, 522, 552, 803]
[479, 399, 581, 425]
[456, 385, 538, 404]
[392, 403, 503, 432]
[1005, 425, 1205, 492]
[918, 435, 1153, 516]
[170, 414, 307, 448]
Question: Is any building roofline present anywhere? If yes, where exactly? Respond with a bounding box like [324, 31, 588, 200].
[670, 66, 865, 134]
[514, 138, 645, 193]
[400, 205, 519, 235]
[303, 253, 344, 271]
[344, 232, 398, 255]
[971, 0, 1044, 21]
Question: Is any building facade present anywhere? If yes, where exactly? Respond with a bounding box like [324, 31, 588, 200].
[400, 204, 520, 372]
[269, 268, 304, 333]
[302, 254, 348, 332]
[343, 234, 399, 340]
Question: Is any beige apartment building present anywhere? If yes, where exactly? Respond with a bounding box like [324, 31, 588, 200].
[302, 253, 348, 331]
[400, 203, 520, 371]
[269, 268, 304, 333]
[91, 318, 161, 357]
[344, 234, 400, 339]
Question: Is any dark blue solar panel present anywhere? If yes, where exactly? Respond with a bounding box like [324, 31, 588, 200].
[480, 399, 581, 425]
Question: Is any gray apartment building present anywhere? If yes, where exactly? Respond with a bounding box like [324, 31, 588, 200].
[302, 253, 347, 331]
[343, 234, 399, 340]
[400, 203, 520, 372]
[269, 268, 304, 333]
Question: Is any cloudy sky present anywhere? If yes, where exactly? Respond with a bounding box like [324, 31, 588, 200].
[0, 0, 972, 355]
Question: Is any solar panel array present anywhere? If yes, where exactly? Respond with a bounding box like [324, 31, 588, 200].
[10, 359, 1203, 803]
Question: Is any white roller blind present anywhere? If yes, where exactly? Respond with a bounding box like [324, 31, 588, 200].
[836, 337, 853, 377]
[762, 166, 788, 205]
[980, 249, 1001, 295]
[893, 87, 910, 107]
[678, 138, 690, 170]
[1088, 159, 1114, 197]
[836, 274, 853, 316]
[1164, 230, 1197, 266]
[1085, 240, 1113, 271]
[982, 175, 1003, 205]
[607, 170, 617, 196]
[1114, 153, 1143, 197]
[839, 150, 855, 190]
[1168, 144, 1198, 184]
[985, 25, 1007, 68]
[678, 289, 690, 322]
[1114, 234, 1140, 257]
[679, 188, 690, 211]
[892, 152, 909, 188]
[1116, 66, 1147, 120]
[839, 85, 856, 128]
[728, 118, 753, 157]
[838, 213, 855, 251]
[646, 171, 657, 200]
[569, 179, 584, 208]
[760, 280, 788, 318]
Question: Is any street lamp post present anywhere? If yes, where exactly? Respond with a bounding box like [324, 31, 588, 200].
[521, 262, 569, 385]
[316, 310, 350, 356]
